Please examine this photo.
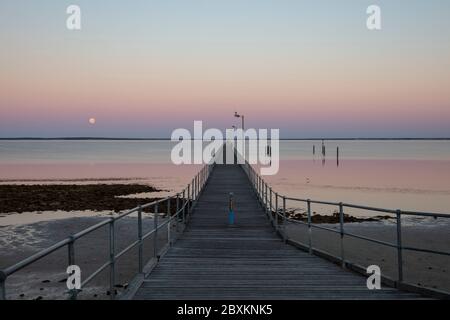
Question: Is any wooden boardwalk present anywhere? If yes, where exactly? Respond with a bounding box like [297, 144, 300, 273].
[132, 165, 422, 300]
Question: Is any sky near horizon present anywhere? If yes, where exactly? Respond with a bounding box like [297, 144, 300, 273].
[1, 0, 449, 138]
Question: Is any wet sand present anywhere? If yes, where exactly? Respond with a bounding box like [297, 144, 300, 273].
[0, 215, 175, 300]
[0, 182, 185, 300]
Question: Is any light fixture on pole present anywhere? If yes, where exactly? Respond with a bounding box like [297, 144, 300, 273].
[234, 112, 244, 130]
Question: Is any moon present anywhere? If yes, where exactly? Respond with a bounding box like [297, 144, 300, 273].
[88, 118, 96, 125]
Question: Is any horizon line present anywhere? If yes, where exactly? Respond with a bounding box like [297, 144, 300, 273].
[1, 137, 450, 141]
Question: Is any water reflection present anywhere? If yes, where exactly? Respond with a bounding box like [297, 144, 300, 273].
[312, 141, 340, 167]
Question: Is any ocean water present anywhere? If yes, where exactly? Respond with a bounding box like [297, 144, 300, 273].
[1, 139, 450, 216]
[264, 140, 450, 219]
[0, 140, 200, 192]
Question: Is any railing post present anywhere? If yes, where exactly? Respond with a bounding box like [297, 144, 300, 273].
[109, 219, 116, 299]
[154, 204, 159, 260]
[251, 167, 254, 187]
[167, 198, 171, 247]
[192, 175, 198, 200]
[202, 167, 204, 185]
[200, 167, 205, 190]
[187, 184, 191, 213]
[138, 206, 143, 273]
[202, 167, 205, 186]
[0, 271, 6, 300]
[167, 198, 171, 217]
[275, 192, 278, 230]
[307, 199, 312, 254]
[257, 176, 260, 200]
[176, 193, 180, 232]
[68, 237, 75, 266]
[269, 187, 273, 223]
[283, 196, 287, 242]
[194, 175, 198, 200]
[260, 180, 263, 205]
[265, 183, 268, 215]
[339, 203, 345, 268]
[256, 176, 261, 202]
[67, 236, 78, 300]
[260, 178, 263, 201]
[182, 190, 186, 224]
[396, 209, 404, 283]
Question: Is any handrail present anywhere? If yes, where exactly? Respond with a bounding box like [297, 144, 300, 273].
[240, 159, 450, 296]
[0, 161, 215, 300]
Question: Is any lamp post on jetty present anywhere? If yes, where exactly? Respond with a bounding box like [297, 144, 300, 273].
[234, 112, 244, 130]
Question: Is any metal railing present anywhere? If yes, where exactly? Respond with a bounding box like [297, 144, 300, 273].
[241, 161, 450, 296]
[0, 162, 214, 300]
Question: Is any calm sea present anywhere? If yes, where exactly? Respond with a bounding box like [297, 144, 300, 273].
[1, 140, 450, 215]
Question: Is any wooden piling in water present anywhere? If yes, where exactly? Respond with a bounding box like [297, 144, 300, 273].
[337, 146, 340, 166]
[321, 140, 326, 157]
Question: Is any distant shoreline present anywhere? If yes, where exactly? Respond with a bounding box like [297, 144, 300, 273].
[1, 137, 450, 141]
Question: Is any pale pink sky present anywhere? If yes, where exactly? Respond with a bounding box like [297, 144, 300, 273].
[1, 0, 449, 137]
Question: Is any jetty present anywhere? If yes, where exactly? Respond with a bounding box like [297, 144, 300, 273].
[130, 164, 421, 299]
